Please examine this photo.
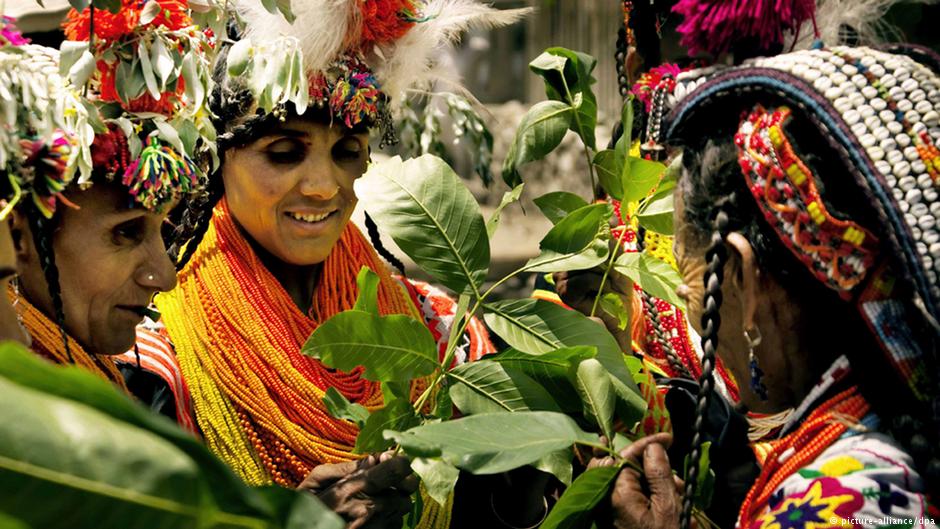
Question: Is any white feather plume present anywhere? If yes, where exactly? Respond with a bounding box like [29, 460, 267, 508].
[788, 0, 939, 50]
[234, 0, 357, 75]
[235, 0, 530, 112]
[372, 1, 531, 106]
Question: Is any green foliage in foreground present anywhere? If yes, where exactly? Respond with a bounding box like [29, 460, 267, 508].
[0, 343, 342, 529]
[302, 46, 710, 529]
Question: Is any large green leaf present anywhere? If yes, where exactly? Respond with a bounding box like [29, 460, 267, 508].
[593, 149, 624, 200]
[355, 399, 419, 454]
[410, 458, 459, 507]
[357, 155, 490, 295]
[321, 387, 369, 428]
[447, 360, 561, 415]
[502, 101, 573, 187]
[636, 188, 675, 235]
[533, 449, 573, 486]
[540, 466, 621, 529]
[483, 300, 646, 427]
[573, 359, 615, 442]
[486, 184, 525, 238]
[0, 344, 342, 529]
[352, 267, 380, 315]
[302, 310, 439, 382]
[614, 253, 686, 310]
[490, 347, 595, 413]
[530, 48, 598, 150]
[533, 192, 589, 225]
[386, 412, 596, 475]
[623, 158, 666, 203]
[523, 204, 611, 273]
[483, 299, 627, 380]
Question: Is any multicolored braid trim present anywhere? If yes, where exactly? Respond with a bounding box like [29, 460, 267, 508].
[667, 48, 940, 320]
[16, 131, 77, 219]
[736, 105, 880, 293]
[122, 137, 200, 211]
[309, 54, 387, 130]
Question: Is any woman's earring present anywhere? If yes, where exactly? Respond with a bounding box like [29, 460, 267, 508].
[745, 326, 768, 401]
[12, 276, 23, 325]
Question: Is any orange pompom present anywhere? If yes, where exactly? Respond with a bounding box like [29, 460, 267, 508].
[358, 0, 418, 49]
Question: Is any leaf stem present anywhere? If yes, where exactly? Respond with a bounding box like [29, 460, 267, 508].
[589, 223, 629, 317]
[411, 297, 479, 413]
[559, 75, 598, 201]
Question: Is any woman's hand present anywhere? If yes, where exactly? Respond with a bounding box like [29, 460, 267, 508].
[590, 433, 685, 529]
[298, 452, 419, 529]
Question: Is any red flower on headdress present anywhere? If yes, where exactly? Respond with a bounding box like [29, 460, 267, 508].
[63, 6, 138, 41]
[358, 0, 418, 50]
[632, 63, 682, 113]
[97, 60, 184, 114]
[63, 0, 192, 42]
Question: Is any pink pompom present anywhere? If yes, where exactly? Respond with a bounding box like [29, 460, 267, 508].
[673, 0, 816, 57]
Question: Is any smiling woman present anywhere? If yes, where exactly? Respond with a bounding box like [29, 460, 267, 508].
[141, 1, 544, 527]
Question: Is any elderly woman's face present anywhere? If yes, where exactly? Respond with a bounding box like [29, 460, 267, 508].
[222, 118, 368, 266]
[15, 184, 178, 355]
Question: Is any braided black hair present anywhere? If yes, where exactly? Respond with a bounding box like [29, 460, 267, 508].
[642, 290, 692, 379]
[364, 211, 405, 275]
[679, 195, 732, 529]
[25, 202, 70, 362]
[676, 115, 940, 519]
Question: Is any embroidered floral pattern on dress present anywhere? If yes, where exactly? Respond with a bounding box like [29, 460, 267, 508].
[751, 477, 864, 529]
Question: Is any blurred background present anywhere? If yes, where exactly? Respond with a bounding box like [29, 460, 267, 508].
[6, 0, 940, 297]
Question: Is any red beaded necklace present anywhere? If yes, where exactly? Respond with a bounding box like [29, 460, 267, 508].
[738, 386, 870, 527]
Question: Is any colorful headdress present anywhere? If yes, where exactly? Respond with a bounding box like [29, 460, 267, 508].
[0, 17, 90, 220]
[217, 0, 529, 145]
[59, 0, 218, 212]
[665, 45, 940, 402]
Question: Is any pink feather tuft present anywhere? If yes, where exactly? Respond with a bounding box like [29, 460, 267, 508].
[673, 0, 816, 57]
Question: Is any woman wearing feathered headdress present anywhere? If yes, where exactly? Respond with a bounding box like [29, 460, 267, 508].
[139, 2, 549, 527]
[0, 1, 208, 428]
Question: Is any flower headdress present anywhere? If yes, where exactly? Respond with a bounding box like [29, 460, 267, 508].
[218, 0, 530, 146]
[59, 0, 218, 211]
[0, 17, 90, 219]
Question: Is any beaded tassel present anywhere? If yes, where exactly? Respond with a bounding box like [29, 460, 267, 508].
[748, 349, 769, 401]
[18, 131, 75, 218]
[122, 137, 199, 211]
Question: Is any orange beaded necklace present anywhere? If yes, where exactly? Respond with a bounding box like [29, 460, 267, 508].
[738, 386, 869, 527]
[9, 285, 129, 392]
[157, 200, 421, 487]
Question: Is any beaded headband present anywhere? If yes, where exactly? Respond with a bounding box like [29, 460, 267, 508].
[220, 0, 528, 146]
[736, 105, 881, 292]
[60, 0, 216, 212]
[664, 45, 940, 401]
[0, 18, 89, 220]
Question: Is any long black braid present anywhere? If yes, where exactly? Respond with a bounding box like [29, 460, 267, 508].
[173, 175, 225, 270]
[26, 203, 70, 362]
[679, 196, 732, 529]
[677, 123, 940, 516]
[364, 212, 405, 275]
